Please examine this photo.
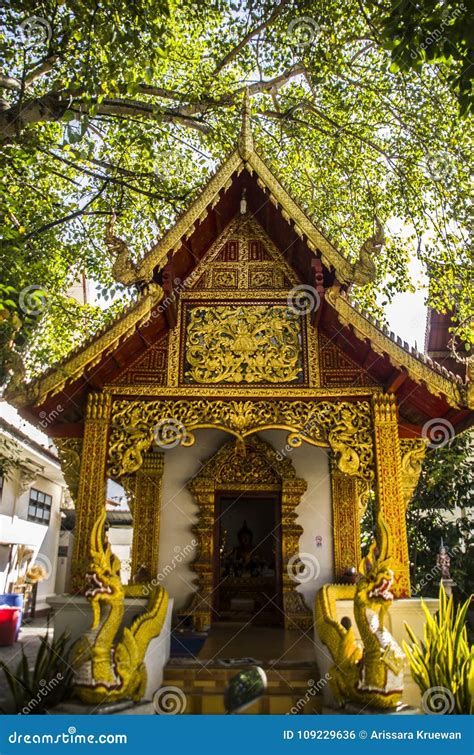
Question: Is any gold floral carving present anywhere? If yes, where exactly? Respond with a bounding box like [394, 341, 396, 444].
[54, 437, 83, 505]
[184, 305, 303, 384]
[372, 394, 410, 598]
[180, 214, 299, 293]
[130, 451, 164, 581]
[331, 461, 361, 580]
[400, 438, 427, 509]
[185, 436, 310, 631]
[108, 398, 374, 493]
[72, 392, 111, 591]
[165, 213, 319, 388]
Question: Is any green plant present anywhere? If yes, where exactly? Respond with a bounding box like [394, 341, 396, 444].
[0, 632, 73, 714]
[403, 584, 473, 714]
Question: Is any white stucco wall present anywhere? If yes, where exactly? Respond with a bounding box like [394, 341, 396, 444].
[0, 466, 63, 612]
[108, 526, 133, 584]
[156, 428, 333, 614]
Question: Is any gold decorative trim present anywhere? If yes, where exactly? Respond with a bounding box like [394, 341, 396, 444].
[103, 385, 379, 398]
[372, 394, 410, 597]
[72, 392, 111, 590]
[331, 461, 361, 580]
[185, 304, 304, 384]
[400, 438, 427, 509]
[130, 451, 164, 581]
[138, 151, 243, 281]
[136, 144, 356, 288]
[185, 435, 310, 631]
[327, 289, 462, 408]
[108, 398, 374, 514]
[54, 438, 83, 505]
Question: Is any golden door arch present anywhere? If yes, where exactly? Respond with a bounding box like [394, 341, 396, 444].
[185, 435, 310, 630]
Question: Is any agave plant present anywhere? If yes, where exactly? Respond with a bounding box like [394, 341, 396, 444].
[403, 584, 473, 714]
[0, 632, 73, 714]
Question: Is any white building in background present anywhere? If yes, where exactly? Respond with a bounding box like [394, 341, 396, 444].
[0, 402, 133, 612]
[0, 412, 65, 615]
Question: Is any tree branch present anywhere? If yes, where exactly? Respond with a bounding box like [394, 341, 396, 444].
[0, 92, 212, 138]
[0, 73, 21, 91]
[23, 183, 109, 240]
[211, 0, 290, 76]
[24, 57, 59, 86]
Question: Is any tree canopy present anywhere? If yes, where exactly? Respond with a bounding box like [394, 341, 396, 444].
[0, 0, 472, 383]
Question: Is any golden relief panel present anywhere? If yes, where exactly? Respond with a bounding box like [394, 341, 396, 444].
[184, 304, 304, 385]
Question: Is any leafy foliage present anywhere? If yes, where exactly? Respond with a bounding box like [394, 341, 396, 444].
[0, 631, 73, 713]
[377, 0, 473, 115]
[407, 432, 473, 599]
[403, 584, 473, 714]
[0, 0, 472, 383]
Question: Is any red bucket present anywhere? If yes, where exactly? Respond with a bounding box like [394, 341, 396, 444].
[0, 607, 21, 646]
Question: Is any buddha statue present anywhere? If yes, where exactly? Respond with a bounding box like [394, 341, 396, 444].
[222, 521, 267, 578]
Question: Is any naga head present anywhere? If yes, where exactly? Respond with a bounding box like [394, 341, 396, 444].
[84, 508, 123, 628]
[356, 514, 395, 612]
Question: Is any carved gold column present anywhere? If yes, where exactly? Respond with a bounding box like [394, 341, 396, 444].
[186, 477, 215, 631]
[331, 461, 361, 580]
[372, 393, 410, 597]
[130, 451, 164, 581]
[54, 438, 83, 507]
[71, 392, 111, 591]
[281, 478, 312, 630]
[400, 438, 427, 509]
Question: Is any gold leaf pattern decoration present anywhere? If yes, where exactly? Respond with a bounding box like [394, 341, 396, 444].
[184, 304, 304, 384]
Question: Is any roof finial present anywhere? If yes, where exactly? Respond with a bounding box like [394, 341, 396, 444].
[238, 87, 254, 161]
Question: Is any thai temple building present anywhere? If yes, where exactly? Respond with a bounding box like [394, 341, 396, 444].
[6, 102, 473, 714]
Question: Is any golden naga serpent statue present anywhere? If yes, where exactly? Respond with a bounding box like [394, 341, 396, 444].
[315, 515, 405, 709]
[72, 509, 169, 705]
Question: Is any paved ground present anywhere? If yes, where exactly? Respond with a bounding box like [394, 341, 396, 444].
[0, 618, 50, 707]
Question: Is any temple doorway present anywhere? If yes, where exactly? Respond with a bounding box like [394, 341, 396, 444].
[213, 491, 283, 626]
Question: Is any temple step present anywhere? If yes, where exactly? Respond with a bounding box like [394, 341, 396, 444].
[159, 661, 322, 714]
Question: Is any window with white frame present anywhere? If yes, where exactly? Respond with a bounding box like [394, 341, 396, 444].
[27, 488, 52, 524]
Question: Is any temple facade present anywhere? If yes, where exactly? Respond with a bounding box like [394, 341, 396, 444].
[7, 109, 473, 642]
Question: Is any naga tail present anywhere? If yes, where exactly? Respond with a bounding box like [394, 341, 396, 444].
[315, 584, 362, 666]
